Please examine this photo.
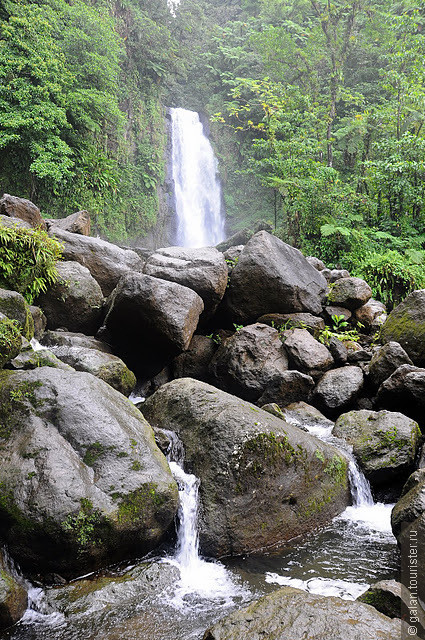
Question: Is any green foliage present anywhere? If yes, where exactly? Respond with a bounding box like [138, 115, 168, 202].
[0, 223, 63, 304]
[62, 498, 102, 551]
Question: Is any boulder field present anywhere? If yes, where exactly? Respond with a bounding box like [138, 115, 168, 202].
[1, 201, 425, 634]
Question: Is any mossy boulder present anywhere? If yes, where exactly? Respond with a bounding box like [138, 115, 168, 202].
[203, 586, 406, 640]
[0, 367, 178, 579]
[358, 580, 402, 619]
[0, 316, 22, 368]
[0, 289, 34, 340]
[381, 290, 425, 366]
[333, 410, 421, 487]
[7, 342, 73, 371]
[142, 378, 350, 557]
[0, 550, 27, 630]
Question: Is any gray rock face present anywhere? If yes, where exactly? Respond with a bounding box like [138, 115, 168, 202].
[306, 256, 326, 271]
[0, 214, 31, 230]
[284, 401, 334, 430]
[209, 323, 289, 401]
[143, 246, 228, 318]
[173, 335, 217, 382]
[41, 330, 113, 353]
[0, 288, 34, 340]
[142, 378, 350, 557]
[0, 368, 178, 579]
[324, 305, 352, 323]
[257, 313, 325, 337]
[257, 370, 315, 407]
[49, 228, 144, 296]
[226, 231, 327, 323]
[328, 336, 349, 365]
[0, 194, 45, 229]
[29, 305, 47, 340]
[381, 290, 425, 365]
[103, 273, 204, 376]
[8, 343, 73, 371]
[0, 551, 27, 630]
[328, 277, 372, 310]
[37, 261, 104, 335]
[368, 342, 413, 389]
[52, 346, 136, 396]
[47, 210, 91, 236]
[203, 586, 404, 640]
[223, 245, 244, 269]
[313, 366, 364, 415]
[329, 268, 350, 282]
[333, 410, 421, 486]
[283, 328, 333, 376]
[376, 364, 425, 423]
[354, 299, 387, 331]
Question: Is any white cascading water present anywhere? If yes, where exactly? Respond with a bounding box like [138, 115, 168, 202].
[163, 431, 246, 609]
[170, 108, 226, 248]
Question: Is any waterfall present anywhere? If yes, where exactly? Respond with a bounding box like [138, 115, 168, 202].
[170, 108, 226, 248]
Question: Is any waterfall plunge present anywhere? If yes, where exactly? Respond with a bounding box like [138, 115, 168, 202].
[170, 108, 226, 248]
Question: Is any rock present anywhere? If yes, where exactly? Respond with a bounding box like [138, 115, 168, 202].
[257, 313, 325, 337]
[223, 245, 244, 270]
[328, 277, 372, 311]
[391, 470, 425, 626]
[41, 329, 113, 354]
[347, 344, 371, 363]
[354, 299, 387, 331]
[0, 316, 22, 368]
[333, 410, 421, 487]
[0, 367, 178, 579]
[376, 364, 425, 424]
[358, 580, 403, 619]
[0, 193, 46, 229]
[260, 403, 291, 422]
[143, 246, 228, 318]
[283, 328, 333, 376]
[8, 343, 73, 371]
[51, 346, 136, 395]
[312, 366, 364, 415]
[321, 267, 332, 281]
[257, 370, 315, 407]
[284, 401, 334, 430]
[381, 290, 425, 365]
[324, 306, 352, 323]
[173, 335, 217, 382]
[0, 551, 27, 630]
[103, 273, 204, 377]
[29, 305, 47, 340]
[226, 231, 327, 323]
[329, 268, 350, 282]
[47, 210, 91, 236]
[0, 288, 34, 339]
[0, 214, 31, 230]
[209, 323, 289, 401]
[306, 256, 326, 271]
[142, 378, 350, 557]
[37, 261, 104, 335]
[202, 586, 404, 640]
[216, 228, 253, 253]
[49, 228, 144, 296]
[368, 342, 413, 389]
[328, 336, 348, 365]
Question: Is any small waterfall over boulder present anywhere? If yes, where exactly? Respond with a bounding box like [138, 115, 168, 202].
[170, 108, 226, 248]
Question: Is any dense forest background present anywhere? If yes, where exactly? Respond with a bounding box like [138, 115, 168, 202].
[1, 0, 425, 303]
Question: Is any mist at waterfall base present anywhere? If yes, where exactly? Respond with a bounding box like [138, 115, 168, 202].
[1, 417, 399, 640]
[170, 108, 226, 248]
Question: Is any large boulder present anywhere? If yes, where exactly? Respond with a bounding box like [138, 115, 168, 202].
[41, 329, 113, 354]
[312, 366, 364, 416]
[142, 378, 350, 557]
[0, 551, 27, 630]
[47, 210, 91, 236]
[0, 194, 45, 229]
[29, 305, 47, 340]
[358, 580, 403, 619]
[283, 328, 333, 377]
[0, 289, 34, 340]
[37, 261, 104, 335]
[368, 342, 413, 389]
[327, 277, 372, 311]
[381, 290, 425, 365]
[51, 346, 136, 396]
[209, 323, 289, 401]
[333, 410, 421, 487]
[49, 228, 144, 296]
[376, 364, 425, 424]
[203, 586, 404, 640]
[172, 335, 217, 382]
[143, 246, 228, 318]
[226, 231, 327, 323]
[103, 273, 204, 376]
[0, 368, 178, 579]
[257, 370, 315, 407]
